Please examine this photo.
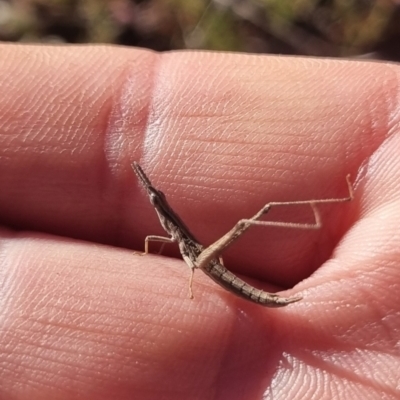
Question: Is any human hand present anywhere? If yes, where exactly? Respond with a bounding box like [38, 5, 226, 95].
[0, 44, 399, 399]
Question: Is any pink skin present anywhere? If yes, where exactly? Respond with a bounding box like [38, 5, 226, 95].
[0, 44, 399, 400]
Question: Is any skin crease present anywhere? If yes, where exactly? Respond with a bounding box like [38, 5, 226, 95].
[0, 44, 400, 400]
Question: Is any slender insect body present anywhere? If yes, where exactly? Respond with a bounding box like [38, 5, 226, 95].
[132, 162, 354, 307]
[199, 258, 301, 307]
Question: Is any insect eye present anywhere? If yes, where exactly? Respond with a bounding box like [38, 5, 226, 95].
[149, 192, 158, 205]
[148, 188, 163, 206]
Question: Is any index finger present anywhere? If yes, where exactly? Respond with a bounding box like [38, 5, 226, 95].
[0, 44, 394, 286]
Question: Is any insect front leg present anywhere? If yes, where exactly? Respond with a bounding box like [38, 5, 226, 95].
[135, 235, 175, 256]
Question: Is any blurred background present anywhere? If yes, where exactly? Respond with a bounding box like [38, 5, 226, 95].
[0, 0, 399, 61]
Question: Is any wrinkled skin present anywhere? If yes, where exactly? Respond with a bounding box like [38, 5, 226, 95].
[0, 45, 399, 400]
